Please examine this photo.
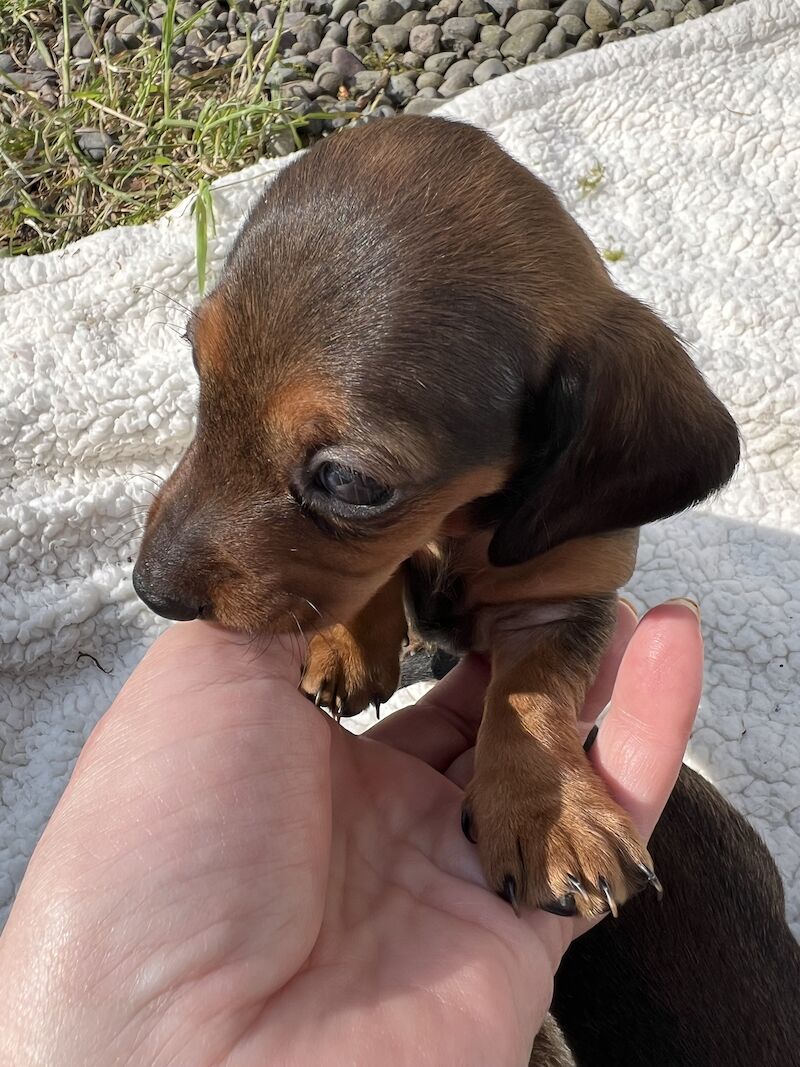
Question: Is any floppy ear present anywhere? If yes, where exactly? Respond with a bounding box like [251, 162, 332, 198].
[488, 294, 740, 567]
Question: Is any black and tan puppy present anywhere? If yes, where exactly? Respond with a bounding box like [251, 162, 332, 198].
[134, 116, 739, 921]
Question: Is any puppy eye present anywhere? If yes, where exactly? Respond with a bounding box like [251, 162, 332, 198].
[314, 462, 391, 508]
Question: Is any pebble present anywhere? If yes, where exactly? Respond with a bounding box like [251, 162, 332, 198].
[347, 17, 373, 44]
[330, 45, 366, 78]
[634, 9, 673, 28]
[6, 0, 730, 159]
[473, 56, 506, 81]
[416, 69, 444, 87]
[500, 23, 547, 58]
[423, 48, 457, 72]
[373, 23, 410, 48]
[441, 16, 480, 45]
[409, 23, 442, 55]
[541, 24, 567, 53]
[481, 23, 510, 45]
[558, 13, 587, 38]
[360, 0, 404, 26]
[585, 0, 620, 30]
[506, 8, 556, 30]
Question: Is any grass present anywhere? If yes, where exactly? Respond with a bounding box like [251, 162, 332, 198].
[577, 162, 604, 197]
[0, 0, 346, 257]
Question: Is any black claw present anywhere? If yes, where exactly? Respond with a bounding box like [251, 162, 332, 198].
[373, 699, 382, 720]
[599, 877, 619, 918]
[583, 724, 599, 753]
[566, 874, 590, 907]
[461, 806, 476, 844]
[637, 862, 664, 901]
[497, 875, 520, 916]
[314, 688, 325, 709]
[542, 893, 577, 917]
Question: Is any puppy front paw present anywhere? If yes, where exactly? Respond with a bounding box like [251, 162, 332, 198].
[301, 625, 401, 719]
[464, 751, 660, 919]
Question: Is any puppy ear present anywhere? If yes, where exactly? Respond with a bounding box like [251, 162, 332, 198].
[488, 295, 740, 567]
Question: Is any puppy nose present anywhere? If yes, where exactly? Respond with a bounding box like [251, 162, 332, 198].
[132, 567, 201, 622]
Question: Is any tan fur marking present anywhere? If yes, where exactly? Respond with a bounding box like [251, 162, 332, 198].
[194, 296, 231, 372]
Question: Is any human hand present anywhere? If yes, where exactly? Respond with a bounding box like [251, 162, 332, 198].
[0, 599, 702, 1067]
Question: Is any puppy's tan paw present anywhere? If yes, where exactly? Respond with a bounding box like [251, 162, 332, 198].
[301, 625, 401, 719]
[464, 754, 660, 919]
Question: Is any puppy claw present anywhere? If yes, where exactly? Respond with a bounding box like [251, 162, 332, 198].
[542, 893, 577, 917]
[314, 687, 325, 709]
[461, 805, 476, 844]
[599, 876, 618, 918]
[498, 875, 520, 916]
[373, 698, 381, 720]
[566, 874, 591, 908]
[636, 861, 664, 901]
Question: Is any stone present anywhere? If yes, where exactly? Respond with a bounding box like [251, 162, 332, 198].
[469, 41, 500, 59]
[306, 44, 336, 63]
[353, 68, 383, 90]
[404, 96, 442, 114]
[556, 0, 587, 14]
[481, 22, 509, 45]
[347, 16, 373, 44]
[77, 129, 117, 161]
[506, 9, 556, 32]
[329, 45, 366, 79]
[518, 0, 551, 7]
[426, 4, 447, 23]
[361, 0, 404, 26]
[416, 70, 444, 87]
[415, 85, 441, 97]
[654, 0, 684, 10]
[474, 11, 496, 22]
[423, 48, 457, 72]
[444, 56, 478, 78]
[458, 0, 488, 13]
[684, 0, 710, 12]
[437, 0, 461, 14]
[387, 72, 417, 102]
[398, 9, 427, 27]
[0, 52, 16, 73]
[373, 24, 410, 49]
[575, 27, 599, 47]
[331, 0, 360, 19]
[72, 33, 96, 59]
[585, 0, 620, 30]
[500, 24, 547, 58]
[486, 0, 515, 21]
[620, 0, 649, 16]
[558, 13, 587, 38]
[540, 24, 567, 53]
[441, 16, 480, 44]
[634, 9, 672, 28]
[409, 23, 443, 55]
[313, 60, 343, 93]
[473, 56, 506, 81]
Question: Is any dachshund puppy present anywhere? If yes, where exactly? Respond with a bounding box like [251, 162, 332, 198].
[134, 116, 739, 921]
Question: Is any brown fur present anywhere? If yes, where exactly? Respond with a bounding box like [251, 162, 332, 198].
[134, 117, 739, 923]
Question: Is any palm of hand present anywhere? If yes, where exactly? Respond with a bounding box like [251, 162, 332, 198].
[1, 602, 701, 1067]
[9, 628, 555, 1067]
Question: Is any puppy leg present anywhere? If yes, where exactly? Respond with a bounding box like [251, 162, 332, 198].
[465, 597, 655, 918]
[301, 571, 408, 718]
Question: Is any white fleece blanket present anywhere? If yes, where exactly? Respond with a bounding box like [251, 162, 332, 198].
[1, 0, 798, 935]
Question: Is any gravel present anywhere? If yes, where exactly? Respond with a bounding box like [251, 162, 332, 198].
[2, 0, 746, 141]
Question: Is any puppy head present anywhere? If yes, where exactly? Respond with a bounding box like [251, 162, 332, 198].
[134, 116, 738, 632]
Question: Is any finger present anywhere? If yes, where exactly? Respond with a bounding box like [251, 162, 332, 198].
[367, 653, 491, 771]
[590, 599, 703, 841]
[578, 599, 639, 734]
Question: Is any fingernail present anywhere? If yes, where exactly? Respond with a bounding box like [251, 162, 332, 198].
[618, 596, 638, 618]
[583, 724, 599, 753]
[665, 597, 701, 623]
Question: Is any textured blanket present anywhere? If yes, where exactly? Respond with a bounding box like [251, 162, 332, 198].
[1, 0, 798, 933]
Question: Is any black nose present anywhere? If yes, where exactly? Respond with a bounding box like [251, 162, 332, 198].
[132, 567, 201, 622]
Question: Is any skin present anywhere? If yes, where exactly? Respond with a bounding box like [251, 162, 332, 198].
[0, 599, 702, 1067]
